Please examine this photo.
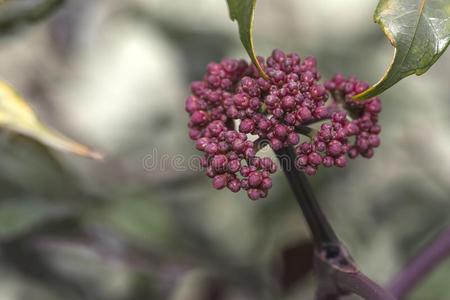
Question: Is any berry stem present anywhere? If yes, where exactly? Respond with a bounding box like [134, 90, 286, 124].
[276, 146, 396, 300]
[387, 227, 450, 299]
[275, 146, 338, 248]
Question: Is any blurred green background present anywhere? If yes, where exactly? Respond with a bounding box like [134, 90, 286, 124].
[0, 0, 449, 299]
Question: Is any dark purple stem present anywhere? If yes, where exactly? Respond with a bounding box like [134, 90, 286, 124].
[275, 146, 339, 248]
[275, 146, 396, 300]
[387, 227, 450, 299]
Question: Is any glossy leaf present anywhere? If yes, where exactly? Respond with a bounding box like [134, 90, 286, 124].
[0, 81, 102, 159]
[355, 0, 450, 99]
[226, 0, 268, 79]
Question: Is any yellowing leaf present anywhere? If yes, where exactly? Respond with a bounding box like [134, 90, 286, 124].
[355, 0, 450, 100]
[226, 0, 268, 79]
[0, 81, 103, 160]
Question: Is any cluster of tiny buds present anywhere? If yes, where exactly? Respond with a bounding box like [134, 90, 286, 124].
[186, 50, 382, 200]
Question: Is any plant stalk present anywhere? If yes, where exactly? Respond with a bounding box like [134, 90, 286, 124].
[275, 146, 339, 249]
[276, 146, 397, 300]
[388, 227, 450, 299]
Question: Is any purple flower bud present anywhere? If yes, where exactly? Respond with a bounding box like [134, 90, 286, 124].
[305, 166, 317, 176]
[296, 107, 312, 122]
[301, 71, 314, 84]
[185, 96, 201, 113]
[304, 56, 317, 68]
[257, 119, 271, 132]
[323, 156, 334, 167]
[226, 106, 239, 118]
[332, 112, 347, 123]
[261, 178, 272, 189]
[327, 140, 343, 156]
[281, 96, 296, 110]
[314, 106, 330, 119]
[191, 81, 207, 95]
[308, 152, 322, 166]
[206, 166, 216, 178]
[213, 175, 228, 189]
[366, 99, 381, 113]
[270, 70, 286, 83]
[370, 125, 381, 134]
[299, 142, 312, 154]
[270, 138, 283, 151]
[356, 138, 369, 152]
[195, 137, 209, 151]
[240, 166, 250, 177]
[272, 108, 284, 118]
[249, 97, 261, 110]
[315, 141, 326, 152]
[245, 147, 256, 158]
[355, 82, 369, 93]
[335, 128, 347, 140]
[272, 49, 286, 62]
[191, 110, 209, 125]
[288, 133, 300, 145]
[311, 85, 326, 99]
[227, 179, 241, 192]
[348, 147, 359, 158]
[207, 120, 225, 136]
[205, 143, 219, 155]
[247, 189, 262, 200]
[228, 160, 241, 173]
[296, 154, 308, 167]
[239, 119, 255, 133]
[211, 154, 228, 171]
[221, 78, 233, 90]
[345, 123, 360, 135]
[287, 73, 299, 82]
[274, 124, 288, 138]
[362, 148, 374, 158]
[265, 95, 279, 107]
[284, 113, 296, 125]
[207, 62, 222, 75]
[248, 172, 263, 187]
[335, 155, 347, 168]
[368, 134, 380, 147]
[207, 75, 221, 88]
[233, 93, 249, 108]
[232, 139, 245, 152]
[344, 82, 354, 93]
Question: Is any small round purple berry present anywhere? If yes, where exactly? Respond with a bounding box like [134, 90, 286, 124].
[308, 152, 322, 166]
[335, 155, 347, 168]
[239, 119, 255, 133]
[248, 172, 263, 187]
[323, 156, 334, 167]
[248, 189, 261, 200]
[227, 179, 241, 192]
[213, 175, 228, 189]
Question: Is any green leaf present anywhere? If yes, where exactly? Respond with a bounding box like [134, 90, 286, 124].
[226, 0, 268, 79]
[355, 0, 450, 100]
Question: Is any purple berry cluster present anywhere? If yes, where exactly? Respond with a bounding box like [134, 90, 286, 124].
[294, 74, 382, 175]
[186, 50, 381, 200]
